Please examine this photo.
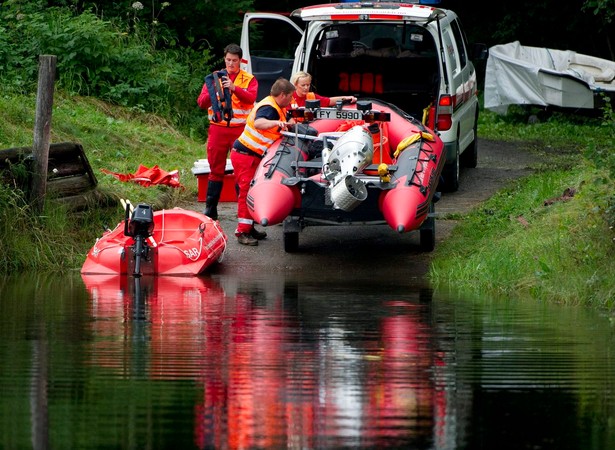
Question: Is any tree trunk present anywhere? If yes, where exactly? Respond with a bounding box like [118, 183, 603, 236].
[31, 55, 57, 214]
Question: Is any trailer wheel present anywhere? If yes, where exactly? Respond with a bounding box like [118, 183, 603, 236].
[419, 204, 436, 252]
[284, 231, 299, 253]
[440, 144, 459, 192]
[461, 110, 479, 169]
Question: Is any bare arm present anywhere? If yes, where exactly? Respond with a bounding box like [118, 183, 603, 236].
[254, 117, 290, 131]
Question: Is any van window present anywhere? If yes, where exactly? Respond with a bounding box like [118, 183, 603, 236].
[307, 22, 441, 120]
[247, 17, 301, 59]
[317, 23, 436, 58]
[244, 15, 302, 99]
[442, 30, 459, 74]
[450, 20, 467, 69]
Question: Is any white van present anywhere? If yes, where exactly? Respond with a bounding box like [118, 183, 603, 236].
[240, 1, 482, 191]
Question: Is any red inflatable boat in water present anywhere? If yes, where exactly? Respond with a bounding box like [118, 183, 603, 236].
[247, 99, 445, 252]
[81, 205, 227, 276]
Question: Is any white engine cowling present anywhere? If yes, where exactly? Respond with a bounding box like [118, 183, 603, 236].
[322, 125, 374, 211]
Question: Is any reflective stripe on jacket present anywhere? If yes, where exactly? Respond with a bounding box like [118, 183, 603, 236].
[237, 96, 286, 157]
[208, 70, 255, 127]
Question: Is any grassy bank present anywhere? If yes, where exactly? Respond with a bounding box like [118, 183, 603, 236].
[0, 92, 203, 272]
[429, 105, 615, 308]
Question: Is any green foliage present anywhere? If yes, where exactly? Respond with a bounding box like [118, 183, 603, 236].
[0, 91, 205, 273]
[582, 96, 615, 227]
[0, 1, 213, 138]
[0, 182, 84, 272]
[161, 0, 254, 50]
[582, 0, 615, 25]
[432, 103, 615, 307]
[430, 169, 615, 307]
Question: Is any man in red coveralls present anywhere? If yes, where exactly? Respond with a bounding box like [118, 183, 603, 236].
[231, 78, 296, 246]
[197, 44, 258, 221]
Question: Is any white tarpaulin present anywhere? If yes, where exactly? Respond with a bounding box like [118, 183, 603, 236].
[484, 41, 615, 114]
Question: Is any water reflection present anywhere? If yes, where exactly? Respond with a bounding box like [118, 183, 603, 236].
[1, 274, 614, 449]
[83, 274, 441, 449]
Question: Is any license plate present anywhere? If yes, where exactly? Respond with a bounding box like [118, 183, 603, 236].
[314, 109, 363, 121]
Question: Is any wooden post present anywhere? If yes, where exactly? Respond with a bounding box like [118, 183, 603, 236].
[31, 55, 57, 213]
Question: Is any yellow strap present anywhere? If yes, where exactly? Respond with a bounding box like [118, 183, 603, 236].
[422, 102, 432, 125]
[394, 131, 435, 158]
[421, 131, 435, 141]
[394, 133, 420, 158]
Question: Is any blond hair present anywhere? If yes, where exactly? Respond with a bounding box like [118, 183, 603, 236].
[291, 71, 312, 86]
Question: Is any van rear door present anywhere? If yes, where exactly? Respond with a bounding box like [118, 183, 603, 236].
[240, 13, 303, 100]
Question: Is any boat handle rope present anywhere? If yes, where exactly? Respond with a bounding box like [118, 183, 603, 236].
[211, 219, 228, 262]
[160, 228, 204, 262]
[404, 142, 438, 194]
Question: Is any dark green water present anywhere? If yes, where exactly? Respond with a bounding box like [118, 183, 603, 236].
[0, 273, 613, 449]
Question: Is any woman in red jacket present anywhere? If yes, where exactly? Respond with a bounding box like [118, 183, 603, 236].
[290, 71, 356, 108]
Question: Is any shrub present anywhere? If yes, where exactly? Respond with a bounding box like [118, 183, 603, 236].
[0, 2, 213, 137]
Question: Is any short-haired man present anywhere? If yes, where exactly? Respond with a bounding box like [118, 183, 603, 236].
[231, 78, 296, 246]
[197, 43, 258, 220]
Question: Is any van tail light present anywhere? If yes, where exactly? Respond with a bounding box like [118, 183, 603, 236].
[436, 94, 453, 131]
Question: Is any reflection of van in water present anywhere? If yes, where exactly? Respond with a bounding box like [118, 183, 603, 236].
[240, 1, 484, 191]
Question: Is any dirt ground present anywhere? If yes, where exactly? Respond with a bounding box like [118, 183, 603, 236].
[184, 138, 534, 282]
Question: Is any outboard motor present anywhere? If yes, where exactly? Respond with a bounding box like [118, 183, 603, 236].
[124, 203, 154, 277]
[322, 125, 374, 211]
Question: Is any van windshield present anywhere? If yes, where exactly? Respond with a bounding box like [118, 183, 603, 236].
[308, 22, 440, 120]
[317, 23, 435, 58]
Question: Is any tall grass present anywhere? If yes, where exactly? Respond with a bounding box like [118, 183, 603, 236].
[430, 170, 615, 306]
[430, 104, 615, 307]
[0, 92, 204, 274]
[0, 183, 81, 271]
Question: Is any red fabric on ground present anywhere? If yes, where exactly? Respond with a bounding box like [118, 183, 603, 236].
[101, 164, 183, 188]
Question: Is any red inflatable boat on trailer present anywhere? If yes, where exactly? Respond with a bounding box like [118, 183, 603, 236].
[81, 205, 227, 276]
[247, 99, 445, 252]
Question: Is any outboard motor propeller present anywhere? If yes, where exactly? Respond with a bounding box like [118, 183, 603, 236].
[124, 203, 154, 277]
[322, 125, 374, 211]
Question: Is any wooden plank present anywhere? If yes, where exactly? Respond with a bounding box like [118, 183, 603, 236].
[48, 161, 86, 178]
[0, 142, 98, 187]
[53, 189, 118, 212]
[1, 142, 83, 165]
[74, 143, 97, 187]
[47, 174, 92, 197]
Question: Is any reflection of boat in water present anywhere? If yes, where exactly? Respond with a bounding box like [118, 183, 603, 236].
[83, 273, 448, 449]
[83, 274, 227, 378]
[247, 99, 445, 252]
[485, 41, 615, 114]
[81, 207, 227, 276]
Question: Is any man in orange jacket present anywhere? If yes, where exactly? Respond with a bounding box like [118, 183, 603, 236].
[197, 44, 258, 220]
[231, 78, 296, 246]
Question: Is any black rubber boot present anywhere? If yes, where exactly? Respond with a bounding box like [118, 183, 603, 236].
[203, 180, 223, 220]
[250, 226, 267, 240]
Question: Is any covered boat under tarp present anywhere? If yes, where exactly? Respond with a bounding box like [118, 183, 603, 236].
[485, 41, 615, 114]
